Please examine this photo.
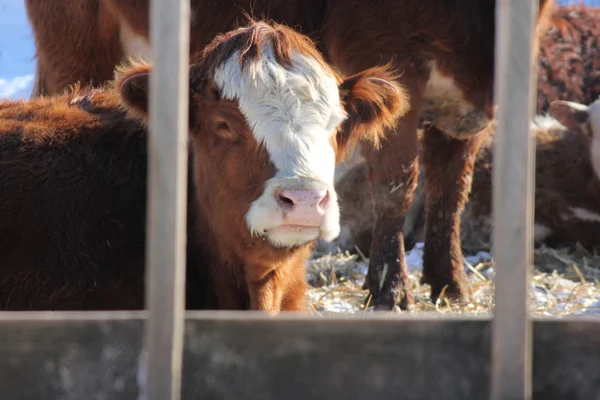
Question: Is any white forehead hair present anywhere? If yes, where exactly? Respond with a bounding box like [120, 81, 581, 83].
[212, 34, 348, 184]
[531, 114, 567, 131]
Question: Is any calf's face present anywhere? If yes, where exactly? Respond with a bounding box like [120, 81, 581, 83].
[117, 26, 407, 250]
[549, 98, 600, 180]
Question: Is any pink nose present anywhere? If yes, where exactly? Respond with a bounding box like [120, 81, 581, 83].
[275, 187, 329, 226]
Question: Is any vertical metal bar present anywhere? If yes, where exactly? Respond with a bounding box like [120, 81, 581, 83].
[144, 0, 190, 399]
[491, 1, 538, 399]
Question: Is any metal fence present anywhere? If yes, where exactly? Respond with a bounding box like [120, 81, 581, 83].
[1, 1, 599, 399]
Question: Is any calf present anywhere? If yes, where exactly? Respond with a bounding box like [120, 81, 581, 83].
[328, 98, 600, 259]
[24, 0, 554, 309]
[0, 21, 406, 312]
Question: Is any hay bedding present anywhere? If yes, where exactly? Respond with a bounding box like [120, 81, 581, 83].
[306, 243, 600, 317]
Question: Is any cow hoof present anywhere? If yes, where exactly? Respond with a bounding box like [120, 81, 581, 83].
[421, 275, 472, 305]
[364, 288, 414, 311]
[396, 290, 414, 310]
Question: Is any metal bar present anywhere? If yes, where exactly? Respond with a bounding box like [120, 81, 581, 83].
[0, 313, 599, 400]
[491, 1, 539, 399]
[144, 0, 191, 398]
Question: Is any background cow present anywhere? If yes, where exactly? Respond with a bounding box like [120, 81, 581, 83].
[326, 3, 600, 255]
[22, 0, 555, 310]
[0, 21, 406, 312]
[537, 4, 600, 112]
[325, 97, 600, 259]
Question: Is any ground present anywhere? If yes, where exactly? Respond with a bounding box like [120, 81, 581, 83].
[306, 243, 600, 316]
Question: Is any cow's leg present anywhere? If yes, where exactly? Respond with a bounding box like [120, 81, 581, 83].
[360, 89, 424, 310]
[419, 123, 489, 303]
[320, 12, 430, 310]
[25, 0, 122, 96]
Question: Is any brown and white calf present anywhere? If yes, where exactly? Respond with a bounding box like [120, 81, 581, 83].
[24, 0, 554, 309]
[327, 98, 600, 259]
[0, 21, 406, 312]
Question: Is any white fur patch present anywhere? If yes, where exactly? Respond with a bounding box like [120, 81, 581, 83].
[568, 207, 600, 223]
[212, 34, 347, 247]
[534, 224, 552, 242]
[424, 62, 469, 113]
[587, 98, 600, 179]
[422, 61, 491, 137]
[531, 114, 566, 131]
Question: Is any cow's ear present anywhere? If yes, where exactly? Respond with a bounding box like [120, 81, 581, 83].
[119, 71, 150, 120]
[117, 61, 199, 128]
[336, 65, 409, 160]
[116, 60, 153, 122]
[548, 100, 590, 133]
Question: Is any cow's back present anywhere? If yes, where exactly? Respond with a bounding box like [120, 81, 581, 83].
[537, 5, 600, 113]
[0, 95, 150, 310]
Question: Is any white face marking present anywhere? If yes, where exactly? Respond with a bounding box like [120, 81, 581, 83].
[536, 99, 600, 179]
[422, 61, 490, 138]
[119, 21, 152, 61]
[531, 115, 566, 131]
[212, 35, 348, 247]
[587, 98, 600, 180]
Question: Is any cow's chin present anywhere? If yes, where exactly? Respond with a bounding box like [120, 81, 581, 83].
[266, 225, 322, 248]
[264, 221, 341, 249]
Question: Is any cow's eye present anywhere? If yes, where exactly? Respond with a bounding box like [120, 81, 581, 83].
[215, 120, 240, 143]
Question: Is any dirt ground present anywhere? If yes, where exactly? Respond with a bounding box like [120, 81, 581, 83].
[306, 243, 600, 317]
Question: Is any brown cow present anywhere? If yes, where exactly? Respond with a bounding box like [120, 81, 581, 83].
[537, 4, 600, 113]
[0, 21, 406, 312]
[23, 0, 554, 309]
[327, 98, 600, 259]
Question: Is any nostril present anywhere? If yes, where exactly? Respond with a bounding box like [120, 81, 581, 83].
[276, 187, 330, 215]
[275, 188, 295, 210]
[318, 191, 330, 209]
[278, 194, 295, 207]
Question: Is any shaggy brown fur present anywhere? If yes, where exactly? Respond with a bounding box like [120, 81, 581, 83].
[328, 100, 600, 258]
[24, 0, 123, 96]
[0, 21, 405, 312]
[23, 0, 554, 309]
[537, 4, 600, 113]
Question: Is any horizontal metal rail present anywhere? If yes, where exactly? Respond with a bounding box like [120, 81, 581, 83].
[0, 312, 598, 400]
